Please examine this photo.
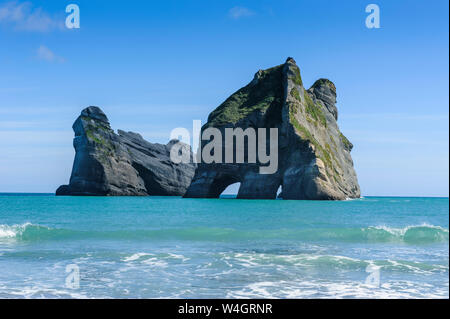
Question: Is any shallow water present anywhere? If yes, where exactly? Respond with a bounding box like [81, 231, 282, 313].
[0, 194, 448, 298]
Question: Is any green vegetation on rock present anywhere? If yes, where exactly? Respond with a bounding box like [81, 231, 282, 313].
[304, 90, 327, 127]
[81, 116, 111, 132]
[288, 105, 333, 172]
[84, 122, 115, 164]
[207, 65, 284, 127]
[339, 132, 352, 150]
[312, 78, 336, 92]
[292, 66, 303, 86]
[85, 129, 103, 145]
[290, 87, 301, 101]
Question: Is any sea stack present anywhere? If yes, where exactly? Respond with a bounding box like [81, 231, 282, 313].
[56, 106, 196, 196]
[184, 57, 360, 200]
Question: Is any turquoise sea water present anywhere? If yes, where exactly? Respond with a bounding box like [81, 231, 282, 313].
[0, 194, 448, 299]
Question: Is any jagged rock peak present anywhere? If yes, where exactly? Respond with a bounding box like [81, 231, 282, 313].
[309, 78, 338, 120]
[311, 78, 336, 92]
[80, 106, 109, 124]
[285, 57, 296, 63]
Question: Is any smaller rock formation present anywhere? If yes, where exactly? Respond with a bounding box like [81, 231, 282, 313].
[56, 106, 196, 196]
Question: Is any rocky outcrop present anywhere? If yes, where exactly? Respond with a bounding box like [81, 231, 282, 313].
[56, 106, 196, 196]
[184, 57, 360, 200]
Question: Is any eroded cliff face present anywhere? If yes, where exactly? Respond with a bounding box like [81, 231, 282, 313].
[184, 57, 360, 200]
[56, 106, 196, 196]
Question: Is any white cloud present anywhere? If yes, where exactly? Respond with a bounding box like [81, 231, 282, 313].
[0, 1, 64, 32]
[228, 6, 254, 19]
[36, 45, 64, 63]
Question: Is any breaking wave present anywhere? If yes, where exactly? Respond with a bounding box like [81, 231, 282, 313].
[0, 223, 448, 244]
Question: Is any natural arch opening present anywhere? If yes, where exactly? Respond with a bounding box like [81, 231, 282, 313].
[207, 174, 240, 198]
[276, 185, 283, 199]
[219, 182, 241, 199]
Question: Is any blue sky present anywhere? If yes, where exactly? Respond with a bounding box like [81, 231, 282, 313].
[0, 0, 448, 196]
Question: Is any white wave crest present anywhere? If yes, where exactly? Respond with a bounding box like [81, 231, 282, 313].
[368, 224, 449, 236]
[122, 253, 152, 262]
[0, 222, 33, 239]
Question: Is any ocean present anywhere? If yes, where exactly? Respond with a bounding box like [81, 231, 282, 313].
[0, 194, 448, 299]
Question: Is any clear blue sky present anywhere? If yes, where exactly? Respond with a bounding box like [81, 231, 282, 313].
[0, 0, 448, 196]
